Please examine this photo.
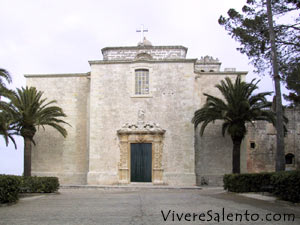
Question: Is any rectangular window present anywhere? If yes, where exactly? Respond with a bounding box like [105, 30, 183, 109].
[135, 69, 149, 95]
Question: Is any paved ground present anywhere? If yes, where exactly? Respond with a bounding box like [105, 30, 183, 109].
[1, 187, 300, 225]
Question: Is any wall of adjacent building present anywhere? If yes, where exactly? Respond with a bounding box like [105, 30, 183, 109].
[247, 107, 300, 172]
[26, 74, 90, 184]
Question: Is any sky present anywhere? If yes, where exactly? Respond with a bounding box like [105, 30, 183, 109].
[0, 0, 287, 175]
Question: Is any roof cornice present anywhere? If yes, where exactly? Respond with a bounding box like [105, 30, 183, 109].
[101, 45, 188, 54]
[89, 58, 197, 65]
[24, 72, 90, 78]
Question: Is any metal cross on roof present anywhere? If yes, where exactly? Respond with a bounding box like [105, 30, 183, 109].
[136, 24, 148, 43]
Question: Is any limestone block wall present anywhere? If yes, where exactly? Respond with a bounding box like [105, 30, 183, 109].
[101, 46, 187, 61]
[25, 74, 90, 184]
[194, 56, 221, 72]
[88, 61, 196, 185]
[247, 108, 300, 172]
[194, 73, 247, 186]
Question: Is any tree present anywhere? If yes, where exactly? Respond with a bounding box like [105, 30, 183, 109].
[218, 0, 300, 77]
[218, 0, 299, 171]
[283, 63, 300, 107]
[266, 0, 285, 171]
[0, 69, 12, 94]
[0, 110, 18, 148]
[10, 86, 69, 177]
[0, 68, 17, 146]
[192, 76, 275, 173]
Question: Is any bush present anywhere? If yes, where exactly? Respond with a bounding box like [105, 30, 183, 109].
[20, 176, 59, 193]
[223, 172, 274, 192]
[0, 175, 21, 204]
[224, 171, 300, 203]
[0, 175, 59, 205]
[271, 171, 300, 203]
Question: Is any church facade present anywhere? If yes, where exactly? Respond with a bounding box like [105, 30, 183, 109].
[25, 40, 247, 186]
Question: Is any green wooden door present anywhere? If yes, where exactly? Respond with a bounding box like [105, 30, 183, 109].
[130, 143, 152, 182]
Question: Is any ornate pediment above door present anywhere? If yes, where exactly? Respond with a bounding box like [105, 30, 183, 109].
[117, 109, 165, 184]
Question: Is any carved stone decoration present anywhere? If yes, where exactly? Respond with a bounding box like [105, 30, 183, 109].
[198, 55, 220, 63]
[137, 109, 145, 126]
[117, 118, 165, 184]
[135, 52, 153, 60]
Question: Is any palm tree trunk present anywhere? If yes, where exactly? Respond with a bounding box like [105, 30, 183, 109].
[232, 137, 242, 174]
[23, 137, 32, 177]
[266, 0, 285, 171]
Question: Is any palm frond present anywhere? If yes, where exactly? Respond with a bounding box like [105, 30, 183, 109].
[9, 86, 70, 143]
[192, 75, 274, 139]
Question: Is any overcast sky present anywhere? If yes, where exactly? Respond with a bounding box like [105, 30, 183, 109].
[0, 0, 285, 175]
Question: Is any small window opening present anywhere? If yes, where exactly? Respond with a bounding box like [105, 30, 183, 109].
[250, 142, 256, 149]
[285, 153, 295, 165]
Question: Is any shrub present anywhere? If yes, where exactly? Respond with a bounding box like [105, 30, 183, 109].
[223, 173, 273, 192]
[20, 176, 59, 193]
[271, 171, 300, 203]
[0, 175, 21, 204]
[224, 171, 300, 203]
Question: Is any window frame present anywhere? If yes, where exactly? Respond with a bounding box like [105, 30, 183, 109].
[131, 65, 153, 98]
[135, 69, 150, 95]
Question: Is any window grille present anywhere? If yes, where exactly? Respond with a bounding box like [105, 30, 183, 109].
[135, 69, 149, 95]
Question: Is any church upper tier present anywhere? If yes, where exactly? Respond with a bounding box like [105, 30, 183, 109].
[101, 45, 188, 61]
[101, 37, 187, 61]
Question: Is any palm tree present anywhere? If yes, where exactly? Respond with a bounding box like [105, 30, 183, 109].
[10, 86, 69, 177]
[0, 68, 13, 99]
[0, 111, 18, 148]
[192, 76, 275, 174]
[0, 68, 17, 146]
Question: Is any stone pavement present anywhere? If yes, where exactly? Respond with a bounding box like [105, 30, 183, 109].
[1, 187, 300, 225]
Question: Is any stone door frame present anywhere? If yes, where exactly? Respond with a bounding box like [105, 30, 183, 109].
[117, 128, 165, 184]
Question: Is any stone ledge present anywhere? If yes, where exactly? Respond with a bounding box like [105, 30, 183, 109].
[89, 58, 197, 65]
[60, 184, 202, 190]
[101, 45, 188, 52]
[24, 73, 90, 78]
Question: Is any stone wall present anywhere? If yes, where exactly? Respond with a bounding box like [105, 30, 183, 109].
[87, 60, 196, 185]
[101, 46, 187, 61]
[25, 74, 90, 184]
[247, 108, 300, 172]
[194, 73, 247, 186]
[194, 56, 221, 72]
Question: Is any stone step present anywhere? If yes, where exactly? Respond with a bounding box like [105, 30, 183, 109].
[60, 184, 202, 190]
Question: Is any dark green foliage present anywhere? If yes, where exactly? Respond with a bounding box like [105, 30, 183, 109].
[0, 175, 21, 204]
[0, 68, 17, 147]
[271, 171, 300, 203]
[0, 68, 12, 97]
[0, 175, 59, 205]
[219, 0, 300, 79]
[20, 176, 59, 193]
[10, 86, 69, 142]
[283, 64, 300, 107]
[224, 171, 300, 203]
[223, 173, 274, 192]
[0, 110, 18, 148]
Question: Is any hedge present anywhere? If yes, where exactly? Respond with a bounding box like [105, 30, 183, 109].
[271, 171, 300, 203]
[0, 175, 59, 204]
[0, 175, 21, 204]
[20, 176, 59, 193]
[223, 172, 274, 193]
[224, 171, 300, 203]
